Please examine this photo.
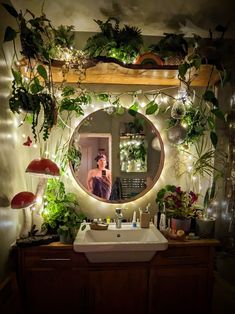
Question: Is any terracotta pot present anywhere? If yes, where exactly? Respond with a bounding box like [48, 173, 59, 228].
[171, 217, 191, 234]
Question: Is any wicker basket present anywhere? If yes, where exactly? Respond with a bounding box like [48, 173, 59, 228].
[90, 223, 109, 230]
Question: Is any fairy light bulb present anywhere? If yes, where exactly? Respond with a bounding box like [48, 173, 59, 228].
[36, 195, 43, 205]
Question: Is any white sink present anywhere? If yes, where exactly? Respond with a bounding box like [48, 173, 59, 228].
[73, 223, 168, 263]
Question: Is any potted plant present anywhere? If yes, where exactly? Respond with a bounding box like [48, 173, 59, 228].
[149, 33, 188, 65]
[84, 17, 143, 64]
[195, 180, 217, 238]
[42, 179, 85, 243]
[193, 24, 229, 69]
[156, 185, 199, 233]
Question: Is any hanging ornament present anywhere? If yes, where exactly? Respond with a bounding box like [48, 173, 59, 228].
[151, 136, 161, 151]
[167, 124, 187, 145]
[171, 100, 186, 119]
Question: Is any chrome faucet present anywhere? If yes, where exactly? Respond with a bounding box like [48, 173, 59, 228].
[115, 208, 123, 228]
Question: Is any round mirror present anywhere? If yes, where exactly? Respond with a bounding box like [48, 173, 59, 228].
[69, 108, 164, 203]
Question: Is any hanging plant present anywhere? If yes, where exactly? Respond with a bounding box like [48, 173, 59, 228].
[2, 3, 54, 62]
[9, 66, 57, 141]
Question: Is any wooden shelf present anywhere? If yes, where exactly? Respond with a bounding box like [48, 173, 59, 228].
[51, 62, 220, 86]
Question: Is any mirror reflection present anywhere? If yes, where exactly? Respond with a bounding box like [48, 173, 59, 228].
[70, 108, 164, 203]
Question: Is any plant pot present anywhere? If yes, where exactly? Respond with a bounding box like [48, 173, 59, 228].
[164, 55, 184, 65]
[59, 233, 74, 244]
[59, 227, 78, 244]
[171, 217, 191, 234]
[196, 218, 215, 238]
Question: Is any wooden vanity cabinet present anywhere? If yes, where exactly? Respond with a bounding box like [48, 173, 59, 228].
[17, 244, 148, 314]
[18, 246, 89, 314]
[16, 241, 218, 314]
[87, 266, 148, 314]
[149, 244, 216, 314]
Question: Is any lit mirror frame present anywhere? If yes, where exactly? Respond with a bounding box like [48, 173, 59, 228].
[69, 108, 165, 204]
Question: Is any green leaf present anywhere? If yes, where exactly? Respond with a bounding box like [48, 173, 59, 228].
[178, 63, 188, 80]
[25, 114, 33, 124]
[2, 3, 18, 18]
[128, 101, 139, 116]
[11, 69, 22, 85]
[210, 179, 217, 200]
[30, 77, 44, 94]
[165, 185, 177, 192]
[4, 26, 17, 42]
[207, 116, 215, 129]
[62, 86, 75, 97]
[145, 101, 159, 115]
[192, 56, 202, 69]
[37, 65, 48, 80]
[210, 131, 218, 148]
[203, 90, 219, 107]
[203, 188, 210, 208]
[211, 108, 226, 122]
[116, 106, 125, 115]
[215, 24, 227, 33]
[156, 189, 166, 201]
[96, 93, 109, 102]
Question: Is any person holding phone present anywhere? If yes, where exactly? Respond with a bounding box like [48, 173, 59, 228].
[87, 154, 112, 200]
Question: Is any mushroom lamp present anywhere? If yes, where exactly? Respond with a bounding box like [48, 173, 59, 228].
[26, 158, 60, 178]
[11, 191, 36, 209]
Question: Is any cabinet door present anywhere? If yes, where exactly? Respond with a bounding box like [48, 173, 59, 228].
[149, 267, 209, 314]
[23, 267, 88, 314]
[88, 267, 148, 314]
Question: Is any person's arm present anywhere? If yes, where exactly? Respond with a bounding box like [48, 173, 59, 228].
[87, 169, 93, 192]
[107, 170, 112, 188]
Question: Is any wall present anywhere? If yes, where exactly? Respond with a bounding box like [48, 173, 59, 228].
[0, 1, 41, 281]
[0, 0, 21, 281]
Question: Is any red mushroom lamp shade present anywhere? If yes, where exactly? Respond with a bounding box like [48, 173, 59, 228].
[25, 158, 60, 178]
[11, 191, 36, 209]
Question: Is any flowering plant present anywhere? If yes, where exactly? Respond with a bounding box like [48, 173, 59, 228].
[156, 185, 199, 219]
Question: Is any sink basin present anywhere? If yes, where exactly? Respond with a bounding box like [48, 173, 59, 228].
[73, 222, 168, 263]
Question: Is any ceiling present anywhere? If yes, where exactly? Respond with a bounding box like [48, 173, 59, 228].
[11, 0, 235, 38]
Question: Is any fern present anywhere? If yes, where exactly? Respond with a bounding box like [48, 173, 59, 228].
[84, 18, 143, 63]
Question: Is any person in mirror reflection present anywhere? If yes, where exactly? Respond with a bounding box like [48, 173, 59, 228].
[87, 154, 112, 200]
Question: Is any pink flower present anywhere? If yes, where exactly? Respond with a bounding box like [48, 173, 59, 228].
[175, 187, 182, 194]
[189, 191, 198, 204]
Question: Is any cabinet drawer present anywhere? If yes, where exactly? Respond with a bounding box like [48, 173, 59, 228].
[152, 247, 209, 266]
[22, 250, 88, 268]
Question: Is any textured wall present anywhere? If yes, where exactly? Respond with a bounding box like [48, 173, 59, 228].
[0, 1, 36, 281]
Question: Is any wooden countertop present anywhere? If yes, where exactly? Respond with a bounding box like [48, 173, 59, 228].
[168, 238, 220, 247]
[19, 238, 220, 250]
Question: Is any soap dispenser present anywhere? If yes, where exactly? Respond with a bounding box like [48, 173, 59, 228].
[159, 203, 166, 231]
